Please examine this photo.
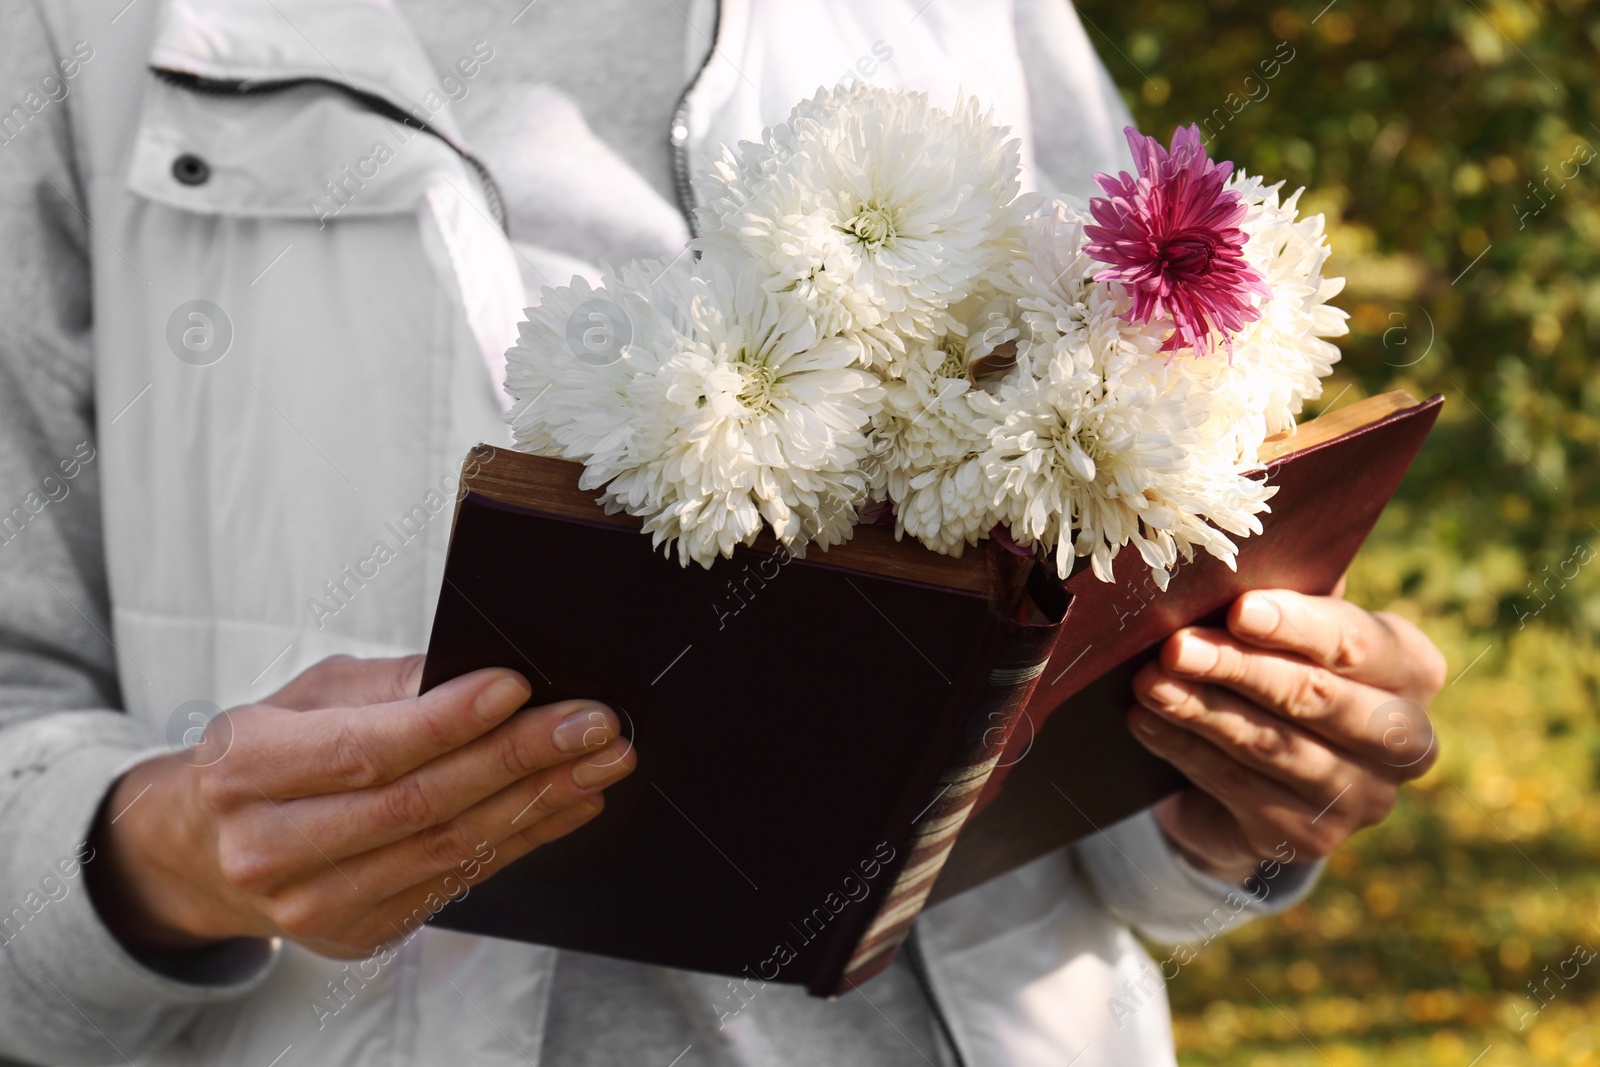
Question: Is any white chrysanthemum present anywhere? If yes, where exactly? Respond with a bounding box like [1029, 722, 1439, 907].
[1003, 201, 1168, 377]
[504, 261, 679, 474]
[987, 343, 1275, 586]
[506, 113, 1342, 584]
[697, 84, 1024, 371]
[875, 290, 1023, 554]
[976, 204, 1277, 584]
[608, 262, 886, 566]
[1200, 172, 1349, 448]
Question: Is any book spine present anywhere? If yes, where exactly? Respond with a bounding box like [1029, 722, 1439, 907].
[815, 617, 1058, 995]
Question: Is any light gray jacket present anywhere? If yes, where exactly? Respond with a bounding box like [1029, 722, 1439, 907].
[0, 0, 1318, 1064]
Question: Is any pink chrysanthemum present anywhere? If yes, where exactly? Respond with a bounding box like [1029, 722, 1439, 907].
[1084, 125, 1270, 357]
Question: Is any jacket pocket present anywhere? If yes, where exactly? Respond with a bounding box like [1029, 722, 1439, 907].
[125, 72, 472, 225]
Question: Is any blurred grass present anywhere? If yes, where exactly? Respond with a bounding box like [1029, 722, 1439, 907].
[1076, 0, 1600, 1063]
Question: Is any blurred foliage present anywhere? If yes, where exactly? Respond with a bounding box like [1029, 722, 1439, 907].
[1076, 0, 1600, 1063]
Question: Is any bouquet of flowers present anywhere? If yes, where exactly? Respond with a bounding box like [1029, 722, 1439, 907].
[504, 85, 1346, 589]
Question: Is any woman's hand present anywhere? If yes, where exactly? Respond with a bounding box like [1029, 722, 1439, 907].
[90, 655, 633, 959]
[1128, 585, 1444, 883]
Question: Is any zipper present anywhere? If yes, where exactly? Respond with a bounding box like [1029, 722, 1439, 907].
[669, 0, 722, 237]
[150, 68, 509, 235]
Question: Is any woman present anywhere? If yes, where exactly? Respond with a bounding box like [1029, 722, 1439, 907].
[0, 0, 1444, 1064]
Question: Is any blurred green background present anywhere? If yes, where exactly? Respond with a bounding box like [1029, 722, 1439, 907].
[1076, 0, 1600, 1063]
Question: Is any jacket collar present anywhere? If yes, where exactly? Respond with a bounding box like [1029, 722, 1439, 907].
[146, 0, 466, 150]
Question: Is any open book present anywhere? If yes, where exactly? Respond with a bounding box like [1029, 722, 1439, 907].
[419, 389, 1442, 996]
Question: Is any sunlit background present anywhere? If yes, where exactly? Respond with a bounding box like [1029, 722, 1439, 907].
[1077, 0, 1600, 1063]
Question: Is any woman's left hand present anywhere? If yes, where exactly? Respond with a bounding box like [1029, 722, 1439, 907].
[1128, 582, 1446, 883]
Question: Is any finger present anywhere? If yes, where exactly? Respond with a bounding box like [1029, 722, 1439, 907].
[1128, 707, 1346, 860]
[239, 669, 537, 798]
[260, 654, 425, 712]
[347, 742, 632, 899]
[1134, 705, 1399, 860]
[338, 800, 606, 954]
[284, 706, 630, 863]
[1160, 627, 1437, 772]
[1129, 705, 1318, 824]
[1228, 590, 1446, 699]
[283, 798, 607, 958]
[1132, 663, 1374, 808]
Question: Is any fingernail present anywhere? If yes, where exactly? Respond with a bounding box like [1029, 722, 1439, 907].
[1236, 594, 1279, 636]
[552, 705, 616, 755]
[475, 676, 532, 719]
[1171, 632, 1219, 675]
[571, 745, 631, 790]
[1146, 678, 1188, 711]
[1131, 708, 1158, 736]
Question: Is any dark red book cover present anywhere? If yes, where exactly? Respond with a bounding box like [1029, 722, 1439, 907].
[419, 390, 1443, 993]
[929, 392, 1445, 903]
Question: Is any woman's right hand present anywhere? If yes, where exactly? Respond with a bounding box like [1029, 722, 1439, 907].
[89, 654, 634, 959]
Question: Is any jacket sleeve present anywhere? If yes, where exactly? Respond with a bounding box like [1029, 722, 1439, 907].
[0, 4, 277, 1064]
[1073, 809, 1323, 946]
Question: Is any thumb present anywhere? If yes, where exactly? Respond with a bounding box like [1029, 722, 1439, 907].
[259, 653, 427, 711]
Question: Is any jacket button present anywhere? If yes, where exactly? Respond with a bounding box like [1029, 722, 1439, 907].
[171, 153, 211, 186]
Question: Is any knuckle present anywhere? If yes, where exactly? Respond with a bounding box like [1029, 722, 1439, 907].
[378, 775, 438, 833]
[1243, 723, 1295, 764]
[1358, 782, 1399, 826]
[1211, 642, 1250, 684]
[330, 720, 386, 789]
[1329, 622, 1372, 674]
[524, 781, 565, 821]
[416, 819, 479, 874]
[1135, 713, 1183, 752]
[1283, 824, 1336, 862]
[463, 839, 505, 880]
[1218, 759, 1256, 798]
[215, 838, 279, 897]
[498, 727, 548, 779]
[1166, 686, 1207, 722]
[1375, 609, 1423, 647]
[1296, 836, 1334, 862]
[1374, 612, 1449, 695]
[1310, 822, 1345, 858]
[412, 699, 453, 752]
[1285, 666, 1341, 720]
[1199, 754, 1254, 801]
[267, 891, 332, 942]
[504, 782, 562, 834]
[196, 764, 239, 813]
